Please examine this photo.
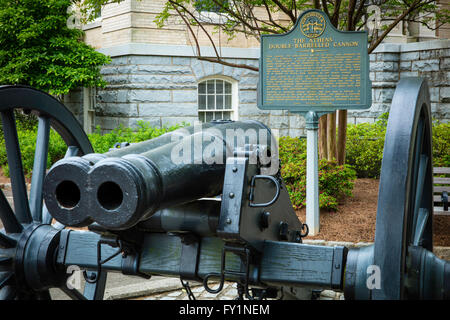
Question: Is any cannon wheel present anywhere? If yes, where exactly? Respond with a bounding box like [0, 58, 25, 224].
[373, 78, 434, 299]
[0, 85, 93, 299]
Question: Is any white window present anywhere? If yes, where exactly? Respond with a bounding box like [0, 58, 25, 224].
[194, 0, 230, 24]
[198, 78, 238, 122]
[195, 0, 229, 13]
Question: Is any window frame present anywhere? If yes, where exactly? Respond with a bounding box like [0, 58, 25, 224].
[197, 76, 239, 123]
[194, 0, 231, 25]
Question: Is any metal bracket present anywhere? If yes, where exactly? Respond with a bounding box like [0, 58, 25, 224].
[331, 246, 348, 290]
[83, 236, 125, 284]
[121, 246, 151, 279]
[179, 233, 201, 282]
[203, 244, 257, 299]
[442, 191, 448, 211]
[56, 229, 71, 266]
[249, 175, 280, 207]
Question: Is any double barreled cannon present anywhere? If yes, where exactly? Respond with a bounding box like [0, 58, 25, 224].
[43, 120, 277, 229]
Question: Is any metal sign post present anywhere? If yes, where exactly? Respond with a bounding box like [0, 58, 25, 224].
[305, 111, 320, 234]
[257, 9, 372, 235]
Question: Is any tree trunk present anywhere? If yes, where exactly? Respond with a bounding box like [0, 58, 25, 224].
[318, 115, 328, 160]
[326, 112, 337, 160]
[337, 110, 347, 165]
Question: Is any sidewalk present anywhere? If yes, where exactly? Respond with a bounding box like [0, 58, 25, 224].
[50, 274, 343, 300]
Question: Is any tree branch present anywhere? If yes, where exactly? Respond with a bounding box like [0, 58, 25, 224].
[353, 0, 367, 26]
[263, 0, 289, 32]
[209, 0, 281, 34]
[331, 0, 342, 26]
[169, 2, 202, 57]
[271, 0, 296, 23]
[368, 0, 426, 53]
[198, 57, 258, 71]
[168, 0, 258, 72]
[321, 0, 331, 18]
[347, 0, 357, 30]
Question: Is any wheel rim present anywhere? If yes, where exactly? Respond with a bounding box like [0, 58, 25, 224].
[0, 85, 93, 299]
[373, 78, 434, 300]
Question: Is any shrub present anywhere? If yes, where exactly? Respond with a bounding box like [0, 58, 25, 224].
[88, 121, 184, 153]
[432, 120, 450, 167]
[346, 115, 450, 178]
[279, 136, 356, 211]
[345, 118, 386, 178]
[0, 114, 67, 178]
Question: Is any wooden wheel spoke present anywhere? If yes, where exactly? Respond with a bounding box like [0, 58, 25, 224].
[0, 256, 12, 272]
[0, 189, 22, 233]
[65, 146, 80, 158]
[42, 204, 53, 225]
[29, 116, 51, 222]
[411, 154, 429, 241]
[0, 272, 13, 289]
[0, 232, 16, 249]
[0, 110, 32, 224]
[0, 285, 16, 300]
[413, 208, 429, 246]
[410, 118, 424, 214]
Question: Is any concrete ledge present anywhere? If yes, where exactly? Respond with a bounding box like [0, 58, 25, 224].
[98, 43, 260, 59]
[373, 39, 450, 53]
[82, 19, 102, 31]
[99, 40, 449, 59]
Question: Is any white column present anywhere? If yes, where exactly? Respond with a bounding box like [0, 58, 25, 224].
[305, 112, 320, 235]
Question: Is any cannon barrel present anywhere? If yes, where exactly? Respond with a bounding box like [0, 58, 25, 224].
[43, 120, 274, 229]
[138, 200, 221, 237]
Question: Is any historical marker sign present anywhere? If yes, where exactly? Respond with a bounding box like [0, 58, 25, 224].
[257, 9, 372, 113]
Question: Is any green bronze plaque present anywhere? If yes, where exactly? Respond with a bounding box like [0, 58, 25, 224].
[257, 9, 372, 113]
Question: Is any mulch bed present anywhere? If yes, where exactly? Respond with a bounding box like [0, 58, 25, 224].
[296, 178, 450, 246]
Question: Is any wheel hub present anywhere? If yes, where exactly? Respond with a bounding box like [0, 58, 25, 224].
[0, 223, 65, 299]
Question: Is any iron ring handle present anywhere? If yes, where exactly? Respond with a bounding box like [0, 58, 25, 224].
[203, 273, 225, 294]
[249, 175, 280, 208]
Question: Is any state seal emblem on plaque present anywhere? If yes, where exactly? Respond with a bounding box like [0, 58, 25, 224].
[300, 11, 326, 38]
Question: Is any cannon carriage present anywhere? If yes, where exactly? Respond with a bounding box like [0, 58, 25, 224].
[0, 77, 448, 300]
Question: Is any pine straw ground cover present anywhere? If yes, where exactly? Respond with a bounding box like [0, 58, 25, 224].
[297, 178, 450, 246]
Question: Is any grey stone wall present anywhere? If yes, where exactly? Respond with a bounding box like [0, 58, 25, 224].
[71, 55, 305, 136]
[63, 88, 83, 125]
[65, 40, 449, 136]
[348, 40, 450, 124]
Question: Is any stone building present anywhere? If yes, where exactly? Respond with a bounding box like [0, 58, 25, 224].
[64, 0, 450, 135]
